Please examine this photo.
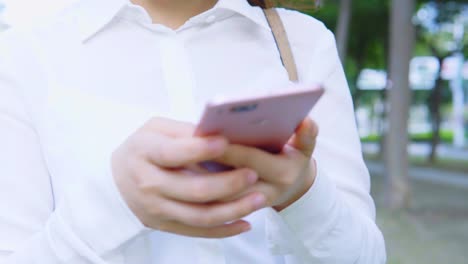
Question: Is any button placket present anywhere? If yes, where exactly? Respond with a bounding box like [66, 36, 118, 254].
[159, 33, 197, 122]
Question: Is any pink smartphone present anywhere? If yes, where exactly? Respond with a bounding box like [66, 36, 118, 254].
[194, 85, 324, 153]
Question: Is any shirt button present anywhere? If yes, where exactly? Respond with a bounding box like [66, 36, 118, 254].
[205, 15, 216, 24]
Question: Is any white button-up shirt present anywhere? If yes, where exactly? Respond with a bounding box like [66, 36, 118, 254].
[0, 0, 386, 263]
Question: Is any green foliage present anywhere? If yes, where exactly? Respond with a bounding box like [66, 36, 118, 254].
[412, 79, 452, 105]
[308, 0, 467, 87]
[414, 1, 468, 57]
[361, 129, 468, 143]
[311, 0, 390, 85]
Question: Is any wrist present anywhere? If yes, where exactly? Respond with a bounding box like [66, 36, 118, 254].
[273, 160, 317, 212]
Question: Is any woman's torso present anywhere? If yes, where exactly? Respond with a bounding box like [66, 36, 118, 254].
[5, 0, 334, 262]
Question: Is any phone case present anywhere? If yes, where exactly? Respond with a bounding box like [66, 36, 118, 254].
[195, 85, 324, 153]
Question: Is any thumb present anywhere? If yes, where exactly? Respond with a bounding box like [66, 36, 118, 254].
[287, 118, 319, 157]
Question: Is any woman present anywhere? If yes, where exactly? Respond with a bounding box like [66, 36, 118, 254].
[0, 0, 386, 263]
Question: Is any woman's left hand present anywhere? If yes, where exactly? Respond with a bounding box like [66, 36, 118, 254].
[215, 118, 319, 211]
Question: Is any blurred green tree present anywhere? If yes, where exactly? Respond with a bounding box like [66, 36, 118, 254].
[385, 0, 416, 209]
[308, 0, 468, 208]
[336, 0, 352, 62]
[414, 1, 468, 162]
[311, 0, 390, 94]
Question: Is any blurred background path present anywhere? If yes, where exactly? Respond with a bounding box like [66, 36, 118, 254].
[367, 160, 468, 188]
[363, 142, 468, 162]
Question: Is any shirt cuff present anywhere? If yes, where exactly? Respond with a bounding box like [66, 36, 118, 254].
[265, 162, 338, 254]
[53, 159, 147, 257]
[280, 161, 337, 229]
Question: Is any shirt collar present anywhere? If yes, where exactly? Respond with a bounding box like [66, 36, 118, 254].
[77, 0, 270, 42]
[215, 0, 270, 30]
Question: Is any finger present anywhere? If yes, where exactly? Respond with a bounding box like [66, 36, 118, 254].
[143, 117, 195, 137]
[157, 220, 251, 238]
[143, 133, 228, 168]
[158, 168, 258, 203]
[215, 144, 282, 182]
[221, 178, 305, 211]
[287, 118, 318, 157]
[161, 192, 267, 228]
[220, 181, 277, 204]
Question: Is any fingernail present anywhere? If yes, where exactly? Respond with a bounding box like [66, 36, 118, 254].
[253, 195, 266, 209]
[247, 171, 258, 184]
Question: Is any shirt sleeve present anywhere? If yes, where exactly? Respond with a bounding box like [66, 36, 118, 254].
[0, 32, 145, 264]
[264, 22, 387, 263]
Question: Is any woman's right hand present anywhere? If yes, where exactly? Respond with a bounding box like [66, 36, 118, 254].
[111, 117, 266, 238]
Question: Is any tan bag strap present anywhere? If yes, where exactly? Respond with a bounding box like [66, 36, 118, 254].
[263, 8, 299, 82]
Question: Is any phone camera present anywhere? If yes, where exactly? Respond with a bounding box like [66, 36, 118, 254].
[230, 103, 258, 113]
